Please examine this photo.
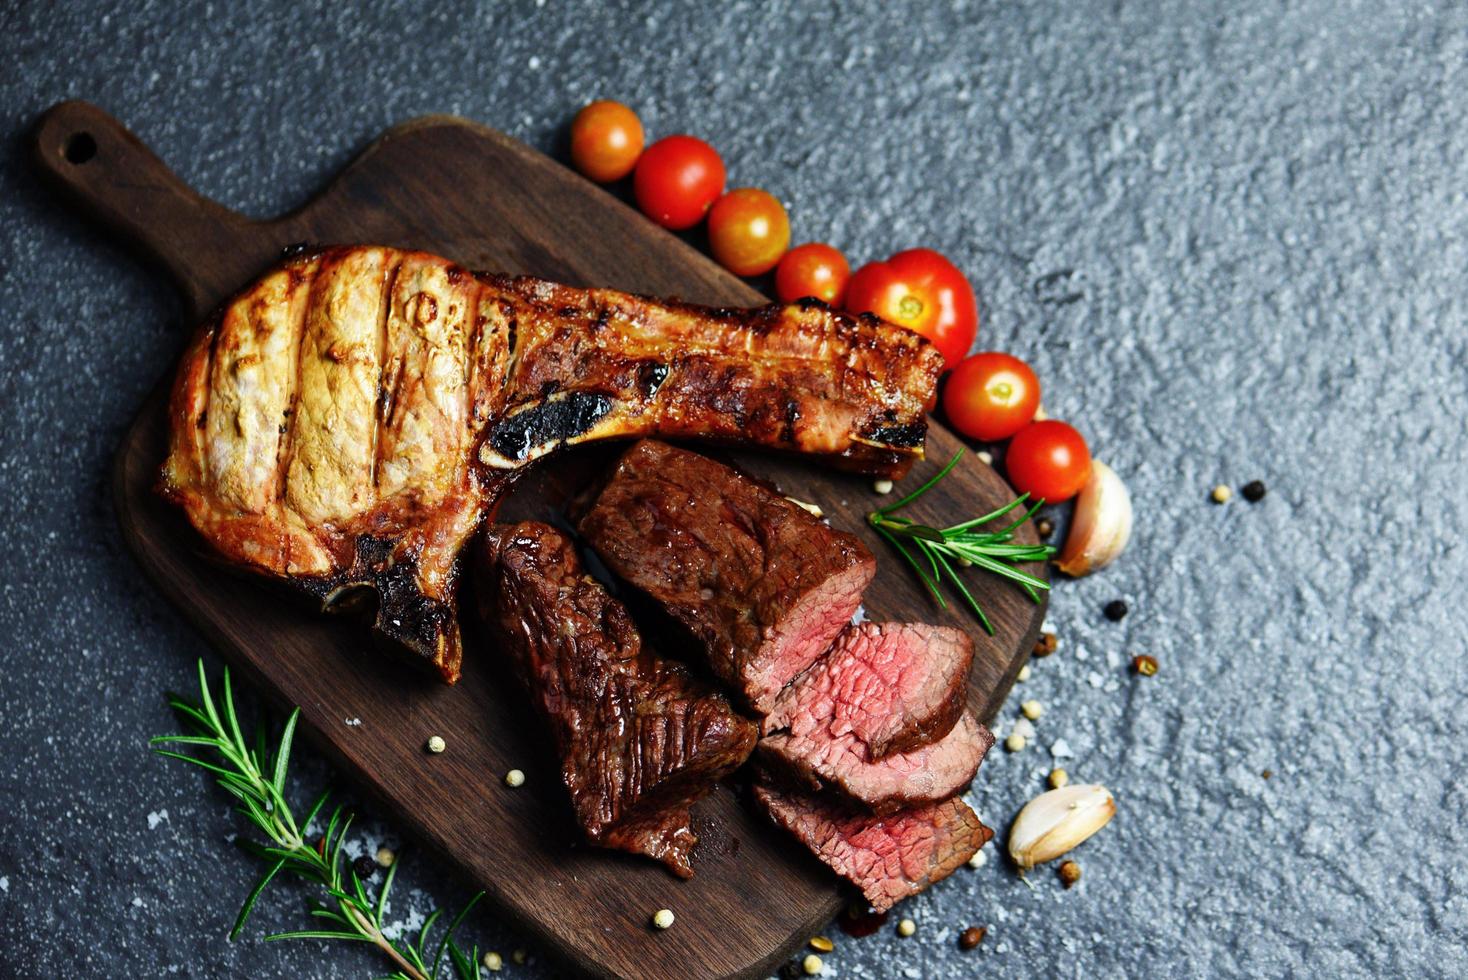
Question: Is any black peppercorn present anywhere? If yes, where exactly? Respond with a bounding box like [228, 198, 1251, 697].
[1035, 517, 1055, 539]
[1103, 599, 1128, 622]
[959, 925, 987, 950]
[352, 855, 377, 880]
[1242, 480, 1267, 502]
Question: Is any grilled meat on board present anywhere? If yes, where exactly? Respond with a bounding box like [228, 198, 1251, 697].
[159, 246, 942, 682]
[575, 440, 876, 714]
[474, 521, 757, 877]
[762, 621, 975, 760]
[754, 782, 990, 912]
[760, 709, 992, 815]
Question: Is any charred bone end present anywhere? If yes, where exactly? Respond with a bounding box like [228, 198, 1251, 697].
[310, 535, 462, 684]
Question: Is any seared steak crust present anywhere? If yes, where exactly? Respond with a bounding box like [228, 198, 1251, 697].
[763, 622, 974, 760]
[575, 440, 877, 714]
[161, 246, 940, 682]
[754, 782, 991, 912]
[475, 521, 757, 877]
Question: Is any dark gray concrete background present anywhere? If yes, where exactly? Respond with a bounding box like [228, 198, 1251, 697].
[2, 0, 1465, 976]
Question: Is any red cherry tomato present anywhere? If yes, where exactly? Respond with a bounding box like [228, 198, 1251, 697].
[775, 242, 850, 305]
[845, 248, 978, 368]
[1005, 420, 1092, 503]
[569, 101, 644, 183]
[633, 135, 726, 229]
[943, 352, 1041, 442]
[707, 188, 791, 276]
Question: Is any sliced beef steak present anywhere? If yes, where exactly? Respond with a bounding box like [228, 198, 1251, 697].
[475, 521, 757, 877]
[754, 783, 991, 912]
[763, 622, 973, 759]
[575, 440, 876, 715]
[760, 710, 992, 815]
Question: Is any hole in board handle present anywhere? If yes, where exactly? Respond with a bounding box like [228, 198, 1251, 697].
[64, 132, 97, 165]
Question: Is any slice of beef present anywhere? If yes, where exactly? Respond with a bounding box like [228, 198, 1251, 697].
[754, 782, 991, 912]
[759, 710, 992, 815]
[475, 521, 757, 877]
[763, 622, 973, 759]
[575, 440, 876, 715]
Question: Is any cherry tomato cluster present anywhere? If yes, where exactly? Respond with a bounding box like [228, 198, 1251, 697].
[569, 100, 1095, 503]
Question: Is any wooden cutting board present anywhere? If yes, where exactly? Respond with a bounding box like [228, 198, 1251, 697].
[32, 100, 1047, 980]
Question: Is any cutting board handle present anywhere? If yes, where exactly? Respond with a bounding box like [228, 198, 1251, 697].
[31, 100, 259, 320]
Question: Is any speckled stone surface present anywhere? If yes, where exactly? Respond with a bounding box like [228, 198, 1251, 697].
[2, 0, 1466, 976]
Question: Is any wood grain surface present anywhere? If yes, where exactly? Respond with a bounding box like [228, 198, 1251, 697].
[31, 99, 1047, 980]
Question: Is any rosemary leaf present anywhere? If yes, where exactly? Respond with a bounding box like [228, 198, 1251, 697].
[230, 859, 286, 940]
[154, 660, 487, 979]
[868, 449, 1056, 632]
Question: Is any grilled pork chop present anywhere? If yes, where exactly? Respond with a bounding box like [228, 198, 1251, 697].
[160, 246, 941, 681]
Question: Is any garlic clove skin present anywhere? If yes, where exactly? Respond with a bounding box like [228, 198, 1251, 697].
[1056, 460, 1132, 577]
[1007, 784, 1116, 869]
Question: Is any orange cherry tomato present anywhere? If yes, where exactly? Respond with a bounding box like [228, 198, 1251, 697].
[845, 248, 978, 368]
[943, 352, 1041, 442]
[569, 101, 644, 183]
[633, 135, 726, 229]
[775, 242, 850, 305]
[1005, 420, 1092, 503]
[707, 188, 791, 277]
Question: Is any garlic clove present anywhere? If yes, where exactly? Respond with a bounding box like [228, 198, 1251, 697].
[1056, 460, 1132, 577]
[1007, 784, 1116, 869]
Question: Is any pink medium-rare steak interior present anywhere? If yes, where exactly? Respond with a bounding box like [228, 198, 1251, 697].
[753, 782, 991, 912]
[763, 621, 975, 760]
[474, 521, 757, 877]
[575, 440, 876, 715]
[759, 710, 993, 815]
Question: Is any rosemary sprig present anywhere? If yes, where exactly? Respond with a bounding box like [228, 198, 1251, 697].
[152, 660, 487, 980]
[867, 449, 1056, 633]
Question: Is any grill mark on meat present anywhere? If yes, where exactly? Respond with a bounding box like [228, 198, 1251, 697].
[275, 259, 322, 516]
[199, 308, 222, 478]
[287, 248, 388, 524]
[369, 254, 401, 495]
